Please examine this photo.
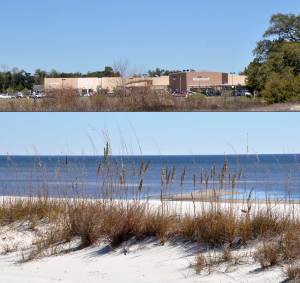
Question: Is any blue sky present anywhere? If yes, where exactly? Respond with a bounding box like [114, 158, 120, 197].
[1, 0, 299, 74]
[0, 113, 299, 155]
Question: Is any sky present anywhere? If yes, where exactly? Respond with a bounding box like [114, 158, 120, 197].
[0, 113, 299, 156]
[1, 0, 299, 74]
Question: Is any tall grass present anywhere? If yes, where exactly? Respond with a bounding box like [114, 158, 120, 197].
[0, 88, 266, 112]
[0, 146, 300, 281]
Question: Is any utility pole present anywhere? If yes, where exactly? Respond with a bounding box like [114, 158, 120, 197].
[230, 72, 236, 96]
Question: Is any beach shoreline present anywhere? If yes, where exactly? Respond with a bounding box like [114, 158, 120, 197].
[3, 192, 300, 205]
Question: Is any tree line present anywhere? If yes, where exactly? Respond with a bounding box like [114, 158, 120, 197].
[0, 66, 181, 94]
[0, 66, 121, 93]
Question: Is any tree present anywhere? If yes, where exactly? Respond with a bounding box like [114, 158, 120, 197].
[244, 59, 268, 92]
[102, 66, 119, 77]
[148, 68, 180, 77]
[0, 68, 34, 92]
[86, 66, 120, 78]
[245, 13, 300, 102]
[264, 13, 300, 42]
[34, 69, 47, 85]
[0, 65, 124, 92]
[262, 71, 300, 103]
[113, 59, 129, 78]
[148, 68, 165, 77]
[254, 14, 300, 62]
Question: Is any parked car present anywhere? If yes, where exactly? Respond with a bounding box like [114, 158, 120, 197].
[0, 94, 12, 99]
[203, 89, 221, 96]
[171, 91, 180, 97]
[11, 92, 24, 99]
[232, 89, 252, 97]
[172, 90, 188, 98]
[187, 90, 196, 96]
[17, 92, 24, 98]
[81, 89, 95, 97]
[30, 92, 45, 99]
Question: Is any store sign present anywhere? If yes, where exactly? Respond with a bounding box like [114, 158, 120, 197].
[193, 77, 210, 82]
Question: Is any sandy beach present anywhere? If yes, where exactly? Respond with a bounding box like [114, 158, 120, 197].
[0, 196, 299, 282]
[0, 223, 285, 283]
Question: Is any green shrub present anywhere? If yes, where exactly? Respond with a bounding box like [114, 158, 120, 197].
[262, 72, 300, 103]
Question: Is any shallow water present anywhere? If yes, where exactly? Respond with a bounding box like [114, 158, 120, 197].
[0, 155, 300, 200]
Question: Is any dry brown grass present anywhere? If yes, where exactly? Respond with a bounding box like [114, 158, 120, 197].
[285, 264, 300, 282]
[2, 193, 300, 279]
[61, 201, 174, 248]
[193, 248, 236, 275]
[253, 226, 300, 269]
[222, 247, 233, 262]
[250, 210, 289, 238]
[281, 228, 300, 261]
[255, 241, 281, 268]
[63, 201, 103, 248]
[0, 89, 267, 112]
[178, 210, 237, 247]
[1, 193, 299, 246]
[3, 197, 299, 253]
[194, 254, 207, 274]
[0, 197, 64, 225]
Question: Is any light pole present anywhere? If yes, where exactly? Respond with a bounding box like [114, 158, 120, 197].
[230, 72, 236, 96]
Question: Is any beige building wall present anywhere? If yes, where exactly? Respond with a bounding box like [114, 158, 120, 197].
[124, 76, 170, 89]
[45, 77, 122, 93]
[44, 78, 78, 90]
[227, 75, 247, 86]
[44, 76, 171, 93]
[100, 77, 122, 92]
[151, 76, 170, 87]
[77, 78, 101, 91]
[125, 78, 151, 88]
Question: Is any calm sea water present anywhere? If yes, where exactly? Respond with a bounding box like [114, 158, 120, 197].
[0, 155, 300, 200]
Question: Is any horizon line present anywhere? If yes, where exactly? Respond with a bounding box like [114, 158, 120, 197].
[1, 153, 300, 157]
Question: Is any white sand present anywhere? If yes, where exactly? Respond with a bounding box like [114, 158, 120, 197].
[2, 195, 300, 216]
[0, 238, 285, 283]
[0, 197, 295, 282]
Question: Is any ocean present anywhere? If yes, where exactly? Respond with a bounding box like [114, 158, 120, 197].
[0, 154, 300, 200]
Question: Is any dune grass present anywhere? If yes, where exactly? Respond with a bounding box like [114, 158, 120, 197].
[286, 264, 300, 281]
[0, 148, 299, 281]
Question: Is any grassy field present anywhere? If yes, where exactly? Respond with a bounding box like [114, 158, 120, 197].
[0, 92, 278, 112]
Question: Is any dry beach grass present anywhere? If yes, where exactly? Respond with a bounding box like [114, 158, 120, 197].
[1, 193, 300, 277]
[1, 149, 300, 281]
